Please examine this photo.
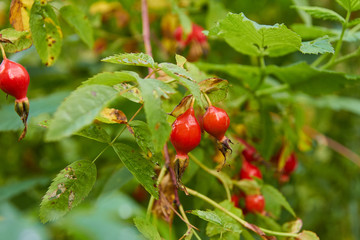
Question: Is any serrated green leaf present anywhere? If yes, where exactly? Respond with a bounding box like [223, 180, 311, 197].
[0, 28, 32, 53]
[129, 120, 155, 154]
[60, 5, 94, 48]
[199, 78, 229, 103]
[112, 143, 158, 199]
[209, 13, 301, 57]
[102, 53, 156, 68]
[134, 216, 161, 240]
[298, 230, 320, 240]
[40, 160, 97, 223]
[30, 1, 62, 66]
[336, 0, 360, 12]
[300, 37, 334, 54]
[82, 71, 138, 86]
[159, 63, 203, 107]
[348, 17, 360, 27]
[0, 177, 49, 202]
[190, 210, 223, 225]
[267, 62, 356, 95]
[262, 184, 296, 217]
[45, 85, 118, 141]
[293, 6, 345, 23]
[75, 124, 111, 143]
[137, 78, 173, 152]
[0, 91, 69, 132]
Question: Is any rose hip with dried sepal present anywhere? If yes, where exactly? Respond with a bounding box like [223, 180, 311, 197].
[0, 44, 30, 141]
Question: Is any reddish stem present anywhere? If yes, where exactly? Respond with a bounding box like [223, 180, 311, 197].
[141, 0, 153, 74]
[164, 143, 180, 206]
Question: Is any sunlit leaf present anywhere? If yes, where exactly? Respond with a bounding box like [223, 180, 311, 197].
[9, 0, 34, 31]
[300, 37, 334, 54]
[102, 53, 156, 68]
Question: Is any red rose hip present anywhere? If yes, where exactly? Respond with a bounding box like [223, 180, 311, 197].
[240, 160, 262, 180]
[284, 153, 298, 174]
[245, 194, 265, 213]
[203, 106, 230, 142]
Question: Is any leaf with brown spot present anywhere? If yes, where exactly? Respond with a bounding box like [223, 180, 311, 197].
[169, 95, 194, 118]
[9, 0, 34, 31]
[198, 77, 229, 104]
[97, 108, 128, 124]
[0, 28, 32, 53]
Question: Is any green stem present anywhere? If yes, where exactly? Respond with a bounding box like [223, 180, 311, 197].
[326, 10, 351, 68]
[0, 43, 7, 60]
[179, 204, 202, 240]
[255, 84, 289, 97]
[146, 166, 167, 220]
[254, 55, 266, 90]
[188, 153, 231, 201]
[323, 46, 360, 69]
[186, 187, 299, 238]
[311, 53, 329, 68]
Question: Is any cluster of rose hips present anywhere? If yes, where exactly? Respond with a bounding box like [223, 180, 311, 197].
[0, 44, 30, 141]
[170, 99, 231, 186]
[231, 139, 298, 214]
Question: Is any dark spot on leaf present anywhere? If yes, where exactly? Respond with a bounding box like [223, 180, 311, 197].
[155, 123, 160, 130]
[52, 40, 56, 44]
[48, 44, 51, 47]
[91, 91, 97, 97]
[51, 57, 54, 60]
[45, 62, 49, 66]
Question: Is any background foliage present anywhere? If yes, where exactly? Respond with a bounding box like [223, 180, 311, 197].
[0, 0, 360, 239]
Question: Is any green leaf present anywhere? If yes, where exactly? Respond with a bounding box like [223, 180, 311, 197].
[46, 85, 118, 141]
[159, 63, 203, 107]
[0, 91, 69, 132]
[206, 0, 228, 29]
[128, 120, 155, 154]
[137, 78, 173, 152]
[300, 37, 334, 54]
[209, 13, 301, 57]
[30, 1, 62, 66]
[259, 110, 276, 161]
[82, 71, 137, 86]
[267, 62, 356, 95]
[297, 230, 320, 240]
[348, 17, 360, 27]
[0, 177, 49, 202]
[134, 216, 161, 240]
[0, 28, 32, 53]
[102, 53, 156, 68]
[198, 78, 229, 104]
[60, 5, 94, 48]
[112, 143, 158, 199]
[262, 184, 296, 217]
[39, 160, 97, 223]
[75, 124, 111, 143]
[292, 0, 312, 27]
[291, 24, 337, 40]
[292, 6, 345, 23]
[101, 167, 133, 195]
[336, 0, 360, 12]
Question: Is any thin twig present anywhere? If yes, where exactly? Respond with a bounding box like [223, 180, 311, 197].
[146, 166, 167, 220]
[141, 0, 153, 74]
[164, 143, 180, 206]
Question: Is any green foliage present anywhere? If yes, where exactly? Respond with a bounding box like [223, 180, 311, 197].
[336, 0, 360, 11]
[60, 5, 94, 48]
[129, 120, 155, 154]
[209, 13, 301, 57]
[300, 37, 334, 54]
[134, 216, 162, 240]
[82, 71, 137, 86]
[40, 160, 97, 223]
[262, 184, 296, 217]
[75, 124, 111, 143]
[112, 143, 159, 199]
[46, 85, 118, 141]
[0, 28, 32, 53]
[102, 53, 156, 68]
[293, 6, 345, 23]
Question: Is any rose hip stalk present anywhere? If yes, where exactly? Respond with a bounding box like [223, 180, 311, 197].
[170, 106, 201, 186]
[202, 96, 232, 167]
[0, 44, 30, 141]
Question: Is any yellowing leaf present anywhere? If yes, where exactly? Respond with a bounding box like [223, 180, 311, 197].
[97, 108, 128, 124]
[9, 0, 34, 31]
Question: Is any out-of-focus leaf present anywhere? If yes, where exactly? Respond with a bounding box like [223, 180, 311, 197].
[262, 184, 296, 217]
[137, 77, 174, 152]
[297, 230, 320, 240]
[160, 63, 203, 107]
[0, 28, 32, 53]
[30, 1, 63, 66]
[169, 95, 193, 118]
[75, 124, 111, 143]
[199, 78, 229, 104]
[336, 0, 360, 12]
[9, 0, 34, 31]
[101, 167, 133, 195]
[45, 85, 118, 141]
[102, 53, 156, 68]
[40, 160, 97, 223]
[300, 37, 334, 54]
[0, 177, 49, 202]
[114, 83, 143, 103]
[128, 120, 155, 154]
[291, 24, 337, 40]
[292, 6, 345, 23]
[0, 91, 69, 132]
[348, 17, 360, 27]
[233, 179, 261, 195]
[112, 143, 158, 199]
[292, 0, 312, 26]
[267, 62, 357, 95]
[175, 54, 187, 67]
[134, 216, 162, 240]
[282, 219, 303, 233]
[209, 13, 301, 57]
[206, 0, 227, 29]
[60, 5, 94, 48]
[82, 71, 137, 86]
[96, 108, 127, 124]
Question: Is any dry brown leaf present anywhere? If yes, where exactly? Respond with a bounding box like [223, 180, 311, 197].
[9, 0, 34, 31]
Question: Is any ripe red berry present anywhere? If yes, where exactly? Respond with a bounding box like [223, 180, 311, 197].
[189, 24, 207, 44]
[203, 106, 230, 142]
[0, 58, 30, 100]
[170, 107, 201, 158]
[284, 153, 297, 174]
[231, 194, 241, 208]
[240, 160, 262, 180]
[238, 138, 259, 162]
[245, 194, 265, 213]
